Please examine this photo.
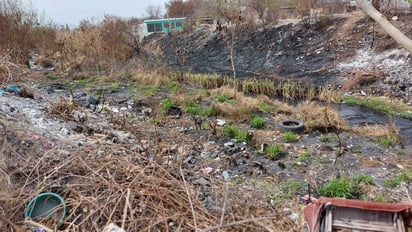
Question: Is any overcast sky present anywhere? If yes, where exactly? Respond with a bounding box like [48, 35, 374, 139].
[30, 0, 167, 27]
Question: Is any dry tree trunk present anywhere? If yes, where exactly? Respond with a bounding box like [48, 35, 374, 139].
[355, 0, 412, 55]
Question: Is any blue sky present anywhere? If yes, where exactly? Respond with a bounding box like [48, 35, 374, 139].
[31, 0, 167, 26]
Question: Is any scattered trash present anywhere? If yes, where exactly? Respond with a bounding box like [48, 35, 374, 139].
[201, 167, 213, 175]
[217, 119, 226, 126]
[289, 213, 300, 224]
[0, 88, 4, 95]
[6, 84, 21, 93]
[222, 170, 230, 181]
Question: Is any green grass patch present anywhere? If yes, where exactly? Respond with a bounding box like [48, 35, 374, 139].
[184, 100, 217, 118]
[222, 124, 251, 144]
[161, 98, 174, 115]
[299, 151, 310, 163]
[378, 133, 401, 147]
[133, 84, 159, 96]
[319, 134, 334, 142]
[216, 94, 230, 103]
[265, 145, 285, 160]
[284, 131, 299, 143]
[384, 169, 412, 188]
[280, 181, 307, 197]
[342, 96, 412, 119]
[353, 174, 374, 185]
[166, 81, 181, 93]
[319, 175, 355, 198]
[250, 116, 266, 129]
[259, 103, 273, 112]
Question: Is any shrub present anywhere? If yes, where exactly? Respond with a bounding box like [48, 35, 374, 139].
[319, 176, 355, 198]
[265, 145, 285, 160]
[284, 131, 299, 143]
[250, 116, 266, 129]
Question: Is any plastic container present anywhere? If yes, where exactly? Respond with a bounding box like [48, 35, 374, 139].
[25, 192, 66, 227]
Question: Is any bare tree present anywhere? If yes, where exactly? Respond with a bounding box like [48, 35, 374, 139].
[355, 0, 412, 55]
[145, 4, 162, 19]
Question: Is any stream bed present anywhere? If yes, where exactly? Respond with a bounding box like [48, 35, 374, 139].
[338, 104, 412, 148]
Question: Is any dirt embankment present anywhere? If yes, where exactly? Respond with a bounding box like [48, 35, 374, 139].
[143, 11, 412, 102]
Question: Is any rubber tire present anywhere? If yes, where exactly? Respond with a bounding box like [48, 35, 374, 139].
[278, 119, 304, 133]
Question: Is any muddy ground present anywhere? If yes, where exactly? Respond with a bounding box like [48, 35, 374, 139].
[1, 11, 412, 231]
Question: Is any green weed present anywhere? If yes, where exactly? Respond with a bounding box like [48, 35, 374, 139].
[250, 116, 266, 129]
[342, 96, 412, 119]
[353, 174, 374, 185]
[384, 169, 412, 188]
[280, 181, 307, 197]
[284, 131, 299, 143]
[319, 175, 355, 198]
[259, 103, 273, 112]
[265, 145, 285, 160]
[319, 134, 334, 142]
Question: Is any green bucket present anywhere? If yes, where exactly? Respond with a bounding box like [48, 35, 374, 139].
[25, 192, 66, 227]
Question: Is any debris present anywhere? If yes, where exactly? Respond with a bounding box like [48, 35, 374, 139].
[217, 119, 226, 126]
[201, 167, 213, 175]
[222, 170, 230, 181]
[6, 84, 21, 93]
[102, 223, 125, 232]
[0, 88, 4, 95]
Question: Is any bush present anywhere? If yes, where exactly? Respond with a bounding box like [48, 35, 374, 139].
[250, 116, 266, 129]
[319, 176, 355, 198]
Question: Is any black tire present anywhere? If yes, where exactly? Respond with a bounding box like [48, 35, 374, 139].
[279, 119, 304, 133]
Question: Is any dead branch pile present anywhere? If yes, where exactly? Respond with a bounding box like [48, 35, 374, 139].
[0, 125, 295, 231]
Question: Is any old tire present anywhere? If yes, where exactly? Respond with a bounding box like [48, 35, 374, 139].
[279, 119, 304, 133]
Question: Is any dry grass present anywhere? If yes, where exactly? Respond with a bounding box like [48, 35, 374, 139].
[0, 119, 296, 231]
[48, 96, 80, 121]
[210, 86, 261, 121]
[293, 102, 345, 132]
[131, 70, 172, 87]
[350, 124, 389, 138]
